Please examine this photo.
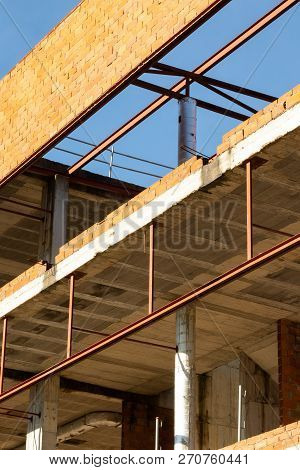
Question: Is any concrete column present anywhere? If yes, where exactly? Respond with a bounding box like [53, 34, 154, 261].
[50, 175, 69, 264]
[39, 175, 69, 264]
[178, 97, 197, 165]
[174, 304, 196, 450]
[26, 375, 59, 450]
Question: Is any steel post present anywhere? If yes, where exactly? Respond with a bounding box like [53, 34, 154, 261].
[149, 223, 155, 314]
[0, 318, 7, 395]
[246, 161, 253, 260]
[67, 274, 75, 358]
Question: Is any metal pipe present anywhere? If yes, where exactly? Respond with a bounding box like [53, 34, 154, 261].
[178, 97, 197, 164]
[246, 161, 253, 260]
[66, 136, 95, 147]
[149, 223, 155, 314]
[67, 274, 75, 358]
[55, 146, 83, 158]
[0, 318, 8, 395]
[0, 233, 298, 404]
[94, 158, 163, 179]
[64, 139, 174, 170]
[237, 384, 242, 442]
[93, 158, 162, 178]
[155, 416, 161, 450]
[56, 146, 165, 178]
[66, 0, 297, 175]
[108, 146, 114, 178]
[113, 150, 174, 170]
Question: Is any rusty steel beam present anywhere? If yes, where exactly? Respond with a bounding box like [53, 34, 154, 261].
[154, 62, 277, 103]
[29, 165, 141, 197]
[0, 0, 230, 189]
[72, 326, 175, 351]
[253, 224, 293, 238]
[134, 79, 250, 121]
[0, 406, 40, 417]
[0, 412, 32, 421]
[0, 207, 44, 222]
[200, 82, 257, 114]
[149, 223, 155, 314]
[67, 0, 297, 175]
[197, 75, 277, 102]
[246, 161, 253, 260]
[0, 318, 7, 395]
[0, 233, 299, 404]
[67, 274, 75, 358]
[0, 197, 52, 214]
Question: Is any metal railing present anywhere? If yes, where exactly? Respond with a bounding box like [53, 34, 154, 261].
[53, 136, 174, 181]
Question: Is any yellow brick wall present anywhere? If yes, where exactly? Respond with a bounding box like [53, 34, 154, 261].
[217, 84, 300, 155]
[222, 421, 300, 450]
[0, 0, 218, 185]
[0, 262, 47, 302]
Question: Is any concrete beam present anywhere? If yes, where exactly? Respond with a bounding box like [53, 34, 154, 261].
[39, 175, 69, 264]
[4, 368, 153, 404]
[57, 412, 121, 444]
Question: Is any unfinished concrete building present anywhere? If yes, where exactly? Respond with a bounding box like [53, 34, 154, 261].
[0, 0, 299, 450]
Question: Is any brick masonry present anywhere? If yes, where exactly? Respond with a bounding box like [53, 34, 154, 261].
[0, 262, 47, 302]
[222, 421, 300, 450]
[0, 0, 218, 185]
[278, 319, 300, 425]
[216, 84, 300, 155]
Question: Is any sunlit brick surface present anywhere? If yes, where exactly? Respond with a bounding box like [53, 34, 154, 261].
[0, 0, 216, 184]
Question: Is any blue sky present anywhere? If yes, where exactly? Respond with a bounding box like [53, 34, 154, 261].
[0, 0, 299, 187]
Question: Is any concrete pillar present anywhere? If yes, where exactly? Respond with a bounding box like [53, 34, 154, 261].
[178, 97, 197, 165]
[39, 175, 69, 264]
[174, 304, 196, 450]
[26, 375, 59, 450]
[50, 175, 69, 264]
